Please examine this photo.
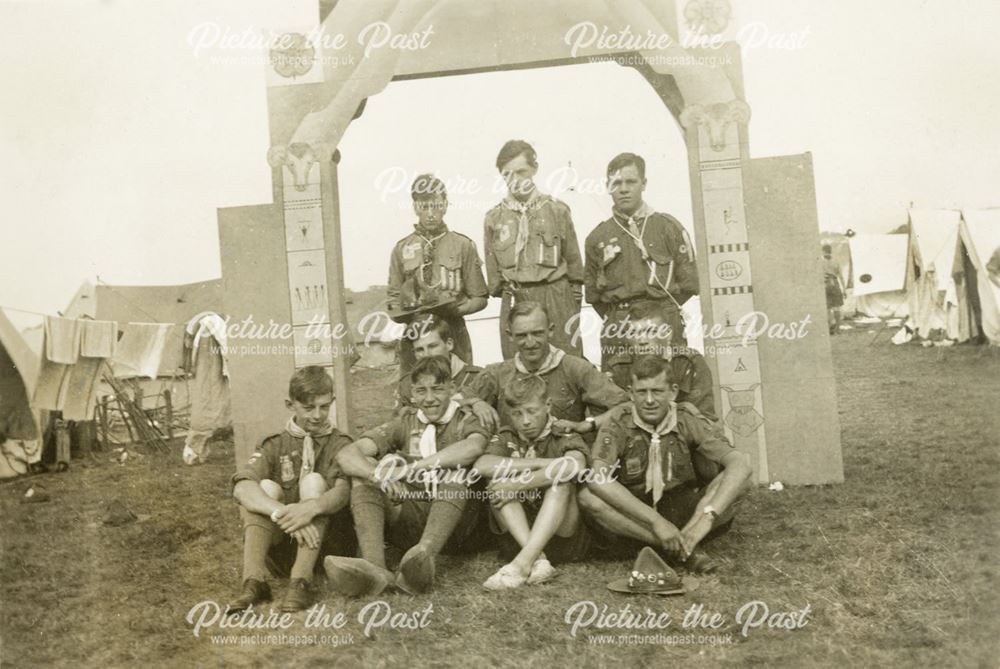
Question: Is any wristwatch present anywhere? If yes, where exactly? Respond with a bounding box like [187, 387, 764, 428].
[584, 417, 597, 432]
[702, 505, 719, 522]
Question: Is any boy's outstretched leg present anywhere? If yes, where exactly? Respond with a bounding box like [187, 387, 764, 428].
[324, 480, 395, 597]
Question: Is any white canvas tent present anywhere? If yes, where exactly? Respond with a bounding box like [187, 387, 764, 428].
[905, 209, 974, 341]
[0, 309, 41, 477]
[958, 209, 1000, 345]
[849, 234, 909, 318]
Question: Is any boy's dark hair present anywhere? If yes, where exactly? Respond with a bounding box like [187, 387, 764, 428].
[631, 354, 672, 383]
[606, 152, 646, 180]
[496, 140, 538, 172]
[502, 376, 549, 409]
[289, 366, 334, 403]
[409, 355, 453, 385]
[411, 173, 447, 201]
[410, 314, 453, 344]
[506, 300, 549, 328]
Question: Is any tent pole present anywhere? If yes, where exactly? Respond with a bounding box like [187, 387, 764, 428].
[319, 150, 352, 434]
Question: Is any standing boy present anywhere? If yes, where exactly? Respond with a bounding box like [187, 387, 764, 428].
[483, 140, 585, 358]
[388, 174, 488, 371]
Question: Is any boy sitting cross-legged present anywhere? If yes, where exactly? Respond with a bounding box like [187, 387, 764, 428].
[229, 366, 355, 613]
[472, 376, 591, 590]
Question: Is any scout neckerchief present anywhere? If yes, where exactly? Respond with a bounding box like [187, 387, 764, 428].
[514, 344, 565, 377]
[630, 402, 678, 505]
[285, 416, 334, 476]
[450, 354, 466, 379]
[414, 225, 447, 287]
[415, 399, 461, 495]
[612, 202, 681, 312]
[514, 415, 554, 459]
[501, 188, 543, 268]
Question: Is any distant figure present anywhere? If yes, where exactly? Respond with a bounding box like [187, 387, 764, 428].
[822, 244, 845, 334]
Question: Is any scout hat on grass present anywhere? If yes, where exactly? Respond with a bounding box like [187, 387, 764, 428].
[607, 547, 696, 596]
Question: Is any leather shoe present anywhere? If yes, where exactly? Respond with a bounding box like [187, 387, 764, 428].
[227, 578, 271, 612]
[280, 578, 314, 612]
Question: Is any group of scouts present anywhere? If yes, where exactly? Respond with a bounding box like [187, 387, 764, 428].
[228, 142, 753, 613]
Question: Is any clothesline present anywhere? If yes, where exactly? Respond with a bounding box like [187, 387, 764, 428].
[0, 303, 171, 326]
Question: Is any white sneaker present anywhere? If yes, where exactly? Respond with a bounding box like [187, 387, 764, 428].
[483, 564, 527, 591]
[527, 558, 557, 585]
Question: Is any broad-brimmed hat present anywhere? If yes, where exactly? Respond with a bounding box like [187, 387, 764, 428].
[386, 294, 456, 320]
[607, 547, 693, 596]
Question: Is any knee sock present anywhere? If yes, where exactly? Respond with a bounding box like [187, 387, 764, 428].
[290, 518, 328, 581]
[242, 524, 274, 582]
[351, 485, 388, 568]
[420, 498, 465, 555]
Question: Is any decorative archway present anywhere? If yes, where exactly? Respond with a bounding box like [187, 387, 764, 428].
[218, 0, 843, 484]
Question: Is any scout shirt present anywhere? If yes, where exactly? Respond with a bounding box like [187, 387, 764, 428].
[361, 406, 490, 464]
[591, 402, 733, 498]
[483, 190, 584, 295]
[480, 350, 628, 426]
[395, 355, 489, 411]
[584, 203, 699, 313]
[387, 226, 488, 311]
[232, 428, 353, 504]
[612, 347, 717, 420]
[485, 425, 590, 462]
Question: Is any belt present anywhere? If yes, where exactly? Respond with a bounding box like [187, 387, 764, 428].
[607, 298, 680, 314]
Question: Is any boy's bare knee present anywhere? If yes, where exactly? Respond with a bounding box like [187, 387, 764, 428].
[260, 479, 283, 501]
[299, 472, 327, 499]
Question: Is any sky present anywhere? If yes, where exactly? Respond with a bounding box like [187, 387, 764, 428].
[1, 0, 998, 329]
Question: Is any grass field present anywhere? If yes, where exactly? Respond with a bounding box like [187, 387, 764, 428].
[2, 328, 999, 668]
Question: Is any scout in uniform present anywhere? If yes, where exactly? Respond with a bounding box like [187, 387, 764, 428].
[579, 355, 752, 572]
[388, 174, 488, 372]
[483, 140, 585, 359]
[229, 366, 356, 612]
[609, 301, 716, 420]
[395, 315, 489, 412]
[584, 152, 698, 374]
[471, 302, 628, 440]
[326, 356, 489, 595]
[472, 376, 590, 590]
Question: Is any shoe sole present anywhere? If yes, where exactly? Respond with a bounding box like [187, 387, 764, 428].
[324, 556, 390, 597]
[397, 547, 435, 594]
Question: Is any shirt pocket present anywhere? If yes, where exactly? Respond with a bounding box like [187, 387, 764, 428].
[643, 244, 674, 290]
[491, 220, 518, 269]
[596, 240, 624, 290]
[550, 382, 578, 416]
[533, 227, 561, 269]
[438, 254, 464, 294]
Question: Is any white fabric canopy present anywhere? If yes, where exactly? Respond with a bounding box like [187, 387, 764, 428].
[960, 209, 1000, 344]
[849, 234, 908, 297]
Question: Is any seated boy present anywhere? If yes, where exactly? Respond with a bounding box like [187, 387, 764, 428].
[229, 366, 355, 612]
[326, 355, 489, 595]
[609, 301, 716, 419]
[395, 315, 493, 428]
[579, 355, 752, 572]
[472, 376, 590, 590]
